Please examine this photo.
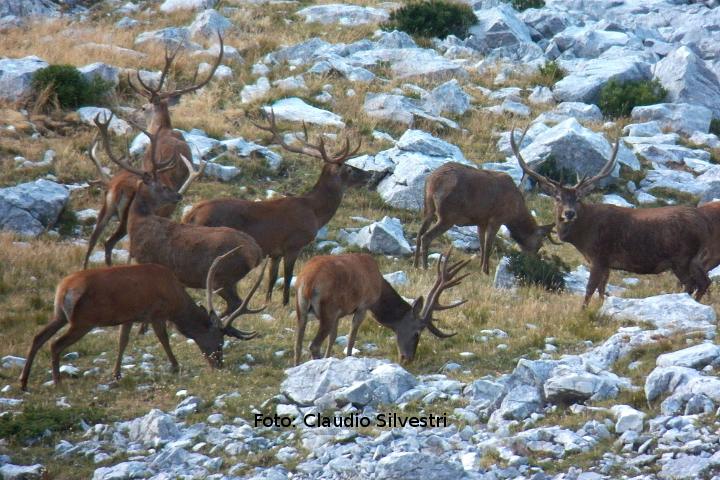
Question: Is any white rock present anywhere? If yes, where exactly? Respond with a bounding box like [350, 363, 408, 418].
[0, 179, 69, 237]
[383, 271, 408, 287]
[0, 56, 48, 102]
[296, 4, 389, 25]
[189, 9, 232, 40]
[241, 77, 270, 104]
[78, 62, 120, 87]
[77, 107, 132, 136]
[159, 0, 216, 13]
[654, 46, 720, 118]
[346, 216, 412, 256]
[611, 404, 645, 433]
[376, 452, 465, 480]
[631, 103, 712, 136]
[263, 98, 344, 127]
[657, 343, 720, 369]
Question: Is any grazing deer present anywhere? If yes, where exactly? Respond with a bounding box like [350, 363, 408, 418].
[697, 202, 720, 281]
[82, 34, 224, 269]
[414, 162, 555, 273]
[19, 248, 267, 391]
[510, 127, 712, 307]
[294, 248, 469, 365]
[93, 114, 263, 327]
[183, 111, 371, 305]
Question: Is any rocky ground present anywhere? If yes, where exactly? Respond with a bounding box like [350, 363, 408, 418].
[2, 0, 720, 479]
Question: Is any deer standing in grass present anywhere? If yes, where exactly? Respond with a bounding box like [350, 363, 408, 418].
[19, 247, 267, 391]
[294, 248, 469, 365]
[82, 34, 224, 269]
[93, 114, 264, 328]
[183, 111, 371, 305]
[510, 127, 712, 307]
[414, 162, 555, 273]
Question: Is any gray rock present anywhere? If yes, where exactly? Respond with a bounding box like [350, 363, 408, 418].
[0, 0, 56, 17]
[241, 77, 270, 104]
[602, 194, 634, 208]
[0, 179, 69, 237]
[535, 102, 603, 124]
[463, 379, 506, 410]
[657, 343, 720, 369]
[468, 4, 532, 50]
[639, 169, 708, 197]
[159, 0, 217, 13]
[376, 452, 465, 480]
[0, 464, 44, 480]
[658, 452, 720, 480]
[126, 409, 180, 447]
[611, 404, 645, 433]
[631, 103, 712, 136]
[263, 98, 344, 127]
[296, 4, 389, 25]
[528, 86, 555, 105]
[77, 107, 131, 136]
[346, 216, 412, 256]
[496, 384, 542, 420]
[92, 461, 151, 480]
[382, 271, 408, 287]
[493, 256, 516, 289]
[78, 63, 120, 88]
[623, 121, 663, 137]
[363, 93, 457, 129]
[189, 9, 232, 40]
[544, 364, 625, 403]
[645, 366, 701, 403]
[345, 47, 467, 81]
[654, 46, 720, 118]
[422, 79, 470, 116]
[135, 27, 198, 51]
[0, 56, 48, 102]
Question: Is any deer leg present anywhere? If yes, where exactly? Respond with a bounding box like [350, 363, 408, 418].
[597, 269, 611, 299]
[103, 194, 130, 266]
[583, 264, 607, 308]
[324, 316, 340, 359]
[83, 202, 113, 269]
[346, 309, 366, 356]
[265, 256, 281, 302]
[482, 224, 500, 275]
[19, 315, 67, 391]
[689, 259, 711, 301]
[294, 302, 310, 366]
[151, 319, 179, 373]
[282, 252, 299, 306]
[50, 325, 92, 386]
[477, 224, 486, 265]
[309, 314, 334, 360]
[112, 323, 132, 380]
[414, 216, 433, 269]
[420, 221, 451, 270]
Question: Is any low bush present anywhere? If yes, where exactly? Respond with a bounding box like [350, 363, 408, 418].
[31, 64, 112, 110]
[382, 0, 476, 40]
[507, 250, 569, 292]
[597, 79, 667, 118]
[0, 405, 105, 445]
[536, 60, 566, 86]
[535, 156, 576, 186]
[512, 0, 545, 11]
[710, 119, 720, 137]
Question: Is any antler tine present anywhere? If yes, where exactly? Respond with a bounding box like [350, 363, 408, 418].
[206, 246, 241, 315]
[222, 258, 269, 329]
[177, 154, 208, 195]
[113, 110, 176, 176]
[87, 133, 110, 186]
[93, 112, 146, 177]
[160, 31, 224, 99]
[420, 247, 470, 327]
[133, 69, 157, 97]
[575, 137, 620, 194]
[127, 72, 151, 99]
[156, 41, 182, 93]
[510, 124, 560, 191]
[253, 108, 325, 159]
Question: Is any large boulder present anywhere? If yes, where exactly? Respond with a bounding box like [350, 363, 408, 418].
[543, 363, 628, 403]
[92, 462, 152, 480]
[296, 4, 389, 25]
[363, 93, 457, 129]
[77, 107, 131, 136]
[468, 4, 532, 50]
[346, 216, 412, 256]
[659, 453, 720, 480]
[188, 9, 232, 40]
[159, 0, 217, 13]
[126, 409, 180, 447]
[656, 343, 720, 369]
[0, 56, 48, 102]
[631, 103, 712, 136]
[78, 63, 120, 88]
[0, 0, 57, 17]
[263, 98, 345, 127]
[653, 46, 720, 119]
[345, 48, 467, 81]
[0, 180, 69, 237]
[422, 79, 471, 116]
[135, 27, 198, 51]
[376, 452, 466, 480]
[645, 366, 700, 403]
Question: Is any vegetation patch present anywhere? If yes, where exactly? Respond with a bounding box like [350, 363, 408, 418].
[536, 156, 576, 186]
[508, 250, 569, 292]
[598, 79, 667, 118]
[382, 0, 476, 40]
[710, 119, 720, 137]
[512, 0, 545, 11]
[31, 65, 113, 110]
[0, 404, 106, 445]
[535, 60, 566, 86]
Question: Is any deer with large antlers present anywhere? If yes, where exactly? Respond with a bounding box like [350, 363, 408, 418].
[93, 114, 264, 326]
[414, 162, 555, 273]
[82, 34, 224, 269]
[183, 110, 371, 305]
[294, 248, 469, 365]
[19, 248, 267, 391]
[510, 127, 712, 306]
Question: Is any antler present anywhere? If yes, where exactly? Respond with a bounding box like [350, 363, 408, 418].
[87, 133, 110, 186]
[177, 154, 208, 195]
[419, 247, 470, 338]
[93, 112, 147, 177]
[221, 258, 268, 330]
[510, 125, 561, 193]
[251, 109, 361, 164]
[574, 137, 620, 196]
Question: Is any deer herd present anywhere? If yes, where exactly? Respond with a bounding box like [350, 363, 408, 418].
[16, 35, 720, 391]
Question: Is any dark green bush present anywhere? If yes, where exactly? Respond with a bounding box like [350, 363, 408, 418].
[512, 0, 545, 10]
[535, 156, 576, 186]
[31, 65, 112, 109]
[598, 79, 667, 118]
[382, 0, 476, 40]
[710, 119, 720, 137]
[0, 405, 105, 445]
[537, 60, 565, 85]
[507, 250, 569, 292]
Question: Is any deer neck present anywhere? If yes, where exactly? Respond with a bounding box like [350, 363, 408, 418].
[369, 280, 411, 329]
[556, 202, 589, 245]
[505, 206, 538, 248]
[303, 168, 344, 227]
[173, 301, 212, 340]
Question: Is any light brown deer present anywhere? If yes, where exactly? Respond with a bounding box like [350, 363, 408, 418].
[510, 127, 712, 307]
[294, 248, 469, 365]
[414, 162, 555, 273]
[82, 34, 224, 269]
[93, 114, 264, 328]
[183, 110, 371, 305]
[19, 247, 267, 391]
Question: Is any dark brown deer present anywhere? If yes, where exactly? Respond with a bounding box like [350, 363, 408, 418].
[511, 127, 712, 307]
[82, 34, 224, 269]
[414, 162, 555, 273]
[93, 114, 264, 328]
[294, 248, 469, 365]
[183, 110, 371, 305]
[19, 247, 267, 391]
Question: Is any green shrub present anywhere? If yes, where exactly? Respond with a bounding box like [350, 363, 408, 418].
[31, 64, 112, 109]
[511, 0, 545, 10]
[536, 156, 576, 186]
[710, 119, 720, 137]
[537, 60, 565, 85]
[507, 250, 569, 292]
[382, 0, 476, 40]
[597, 79, 667, 118]
[0, 405, 105, 445]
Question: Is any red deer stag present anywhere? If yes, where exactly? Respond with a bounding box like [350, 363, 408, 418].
[93, 114, 264, 328]
[414, 162, 555, 273]
[183, 110, 371, 305]
[82, 34, 224, 269]
[19, 247, 267, 391]
[294, 248, 469, 365]
[510, 127, 712, 307]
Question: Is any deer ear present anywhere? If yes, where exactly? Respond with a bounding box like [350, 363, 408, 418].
[411, 296, 424, 317]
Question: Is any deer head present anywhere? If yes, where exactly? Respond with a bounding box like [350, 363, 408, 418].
[510, 126, 620, 228]
[129, 32, 224, 133]
[396, 248, 469, 362]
